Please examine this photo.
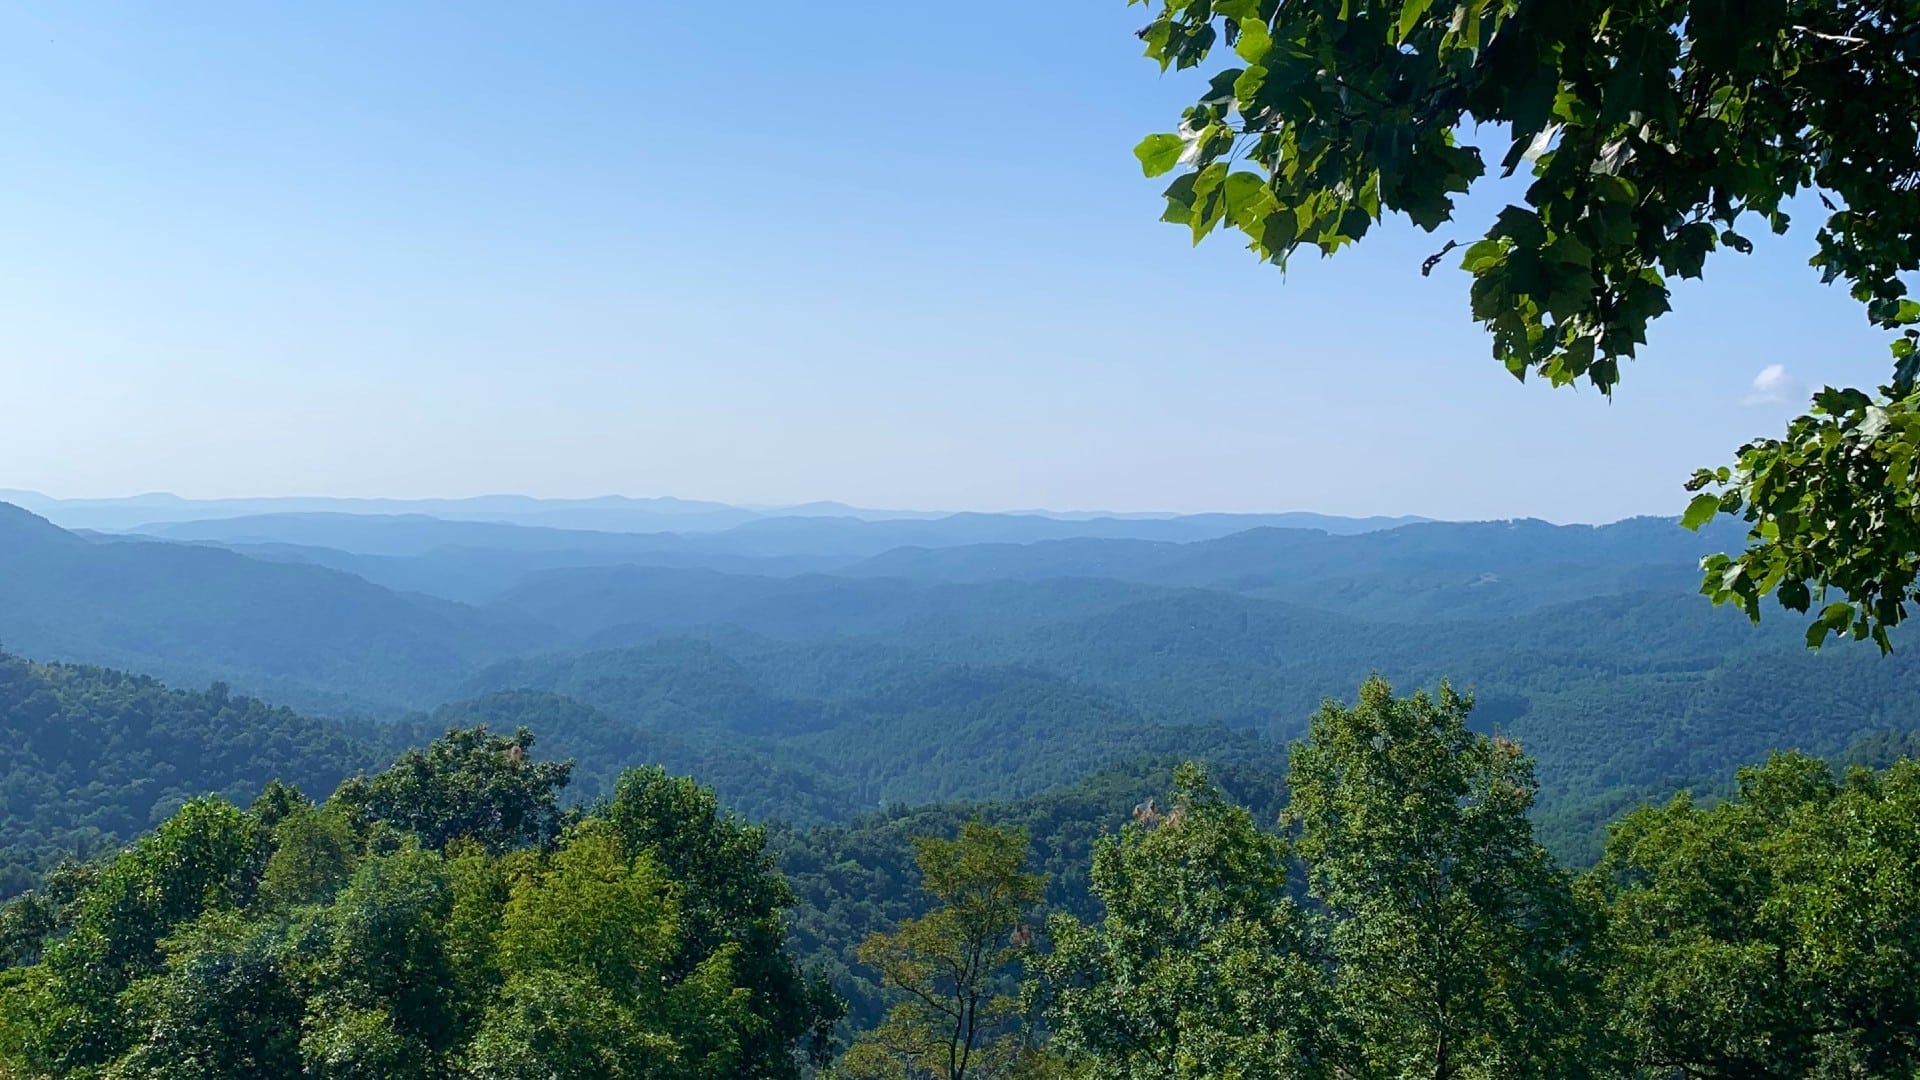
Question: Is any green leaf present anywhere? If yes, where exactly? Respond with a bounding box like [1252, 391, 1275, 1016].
[1234, 17, 1272, 64]
[1223, 172, 1274, 230]
[1259, 208, 1299, 258]
[1460, 238, 1506, 273]
[1233, 64, 1269, 104]
[1681, 493, 1722, 531]
[1160, 172, 1200, 225]
[1189, 163, 1231, 243]
[1135, 134, 1188, 178]
[1398, 0, 1434, 43]
[1202, 67, 1245, 105]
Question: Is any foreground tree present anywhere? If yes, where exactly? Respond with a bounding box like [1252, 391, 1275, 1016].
[840, 821, 1047, 1080]
[0, 729, 846, 1080]
[603, 767, 844, 1078]
[0, 797, 262, 1074]
[1035, 763, 1333, 1079]
[1595, 752, 1920, 1077]
[469, 821, 752, 1080]
[1288, 678, 1604, 1079]
[332, 725, 573, 853]
[1035, 679, 1605, 1078]
[1128, 0, 1920, 645]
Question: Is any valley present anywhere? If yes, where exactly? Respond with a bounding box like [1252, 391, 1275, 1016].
[0, 496, 1907, 875]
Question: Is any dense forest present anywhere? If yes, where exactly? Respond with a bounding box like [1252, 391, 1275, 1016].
[0, 655, 383, 900]
[5, 501, 1918, 861]
[5, 495, 1920, 1074]
[0, 727, 841, 1078]
[4, 682, 1916, 1077]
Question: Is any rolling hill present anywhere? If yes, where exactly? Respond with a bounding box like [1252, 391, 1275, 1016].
[0, 652, 384, 896]
[0, 503, 552, 713]
[8, 494, 1919, 862]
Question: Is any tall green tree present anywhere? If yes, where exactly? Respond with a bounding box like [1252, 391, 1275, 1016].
[260, 803, 360, 910]
[292, 846, 467, 1078]
[332, 726, 572, 854]
[9, 797, 261, 1075]
[0, 738, 850, 1080]
[1288, 677, 1604, 1079]
[841, 822, 1047, 1080]
[112, 912, 305, 1080]
[1127, 0, 1920, 645]
[603, 766, 844, 1077]
[468, 821, 749, 1080]
[1035, 763, 1333, 1080]
[1595, 752, 1920, 1077]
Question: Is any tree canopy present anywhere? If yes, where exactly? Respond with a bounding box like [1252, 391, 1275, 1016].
[4, 680, 1920, 1076]
[1595, 751, 1920, 1076]
[0, 727, 842, 1080]
[839, 822, 1048, 1080]
[1128, 0, 1920, 646]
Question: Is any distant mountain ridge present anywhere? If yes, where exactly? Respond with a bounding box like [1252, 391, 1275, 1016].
[5, 489, 1430, 538]
[0, 502, 552, 713]
[0, 491, 762, 533]
[4, 496, 1920, 863]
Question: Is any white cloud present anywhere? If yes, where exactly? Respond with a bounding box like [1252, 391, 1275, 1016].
[1742, 363, 1798, 406]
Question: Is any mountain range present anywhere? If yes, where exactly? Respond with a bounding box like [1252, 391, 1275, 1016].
[3, 490, 1427, 537]
[0, 494, 1910, 860]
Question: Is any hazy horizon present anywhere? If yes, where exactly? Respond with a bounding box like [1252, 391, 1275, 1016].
[7, 486, 1692, 529]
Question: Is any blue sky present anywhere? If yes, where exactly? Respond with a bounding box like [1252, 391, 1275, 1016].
[0, 2, 1890, 521]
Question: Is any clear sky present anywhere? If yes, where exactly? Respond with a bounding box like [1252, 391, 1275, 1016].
[0, 2, 1891, 522]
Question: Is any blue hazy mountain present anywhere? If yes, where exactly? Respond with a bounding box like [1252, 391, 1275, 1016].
[0, 503, 552, 713]
[0, 491, 763, 533]
[4, 495, 1919, 862]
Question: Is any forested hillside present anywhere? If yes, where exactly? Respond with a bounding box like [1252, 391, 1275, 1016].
[6, 688, 1917, 1078]
[6, 500, 1919, 860]
[769, 755, 1292, 1028]
[0, 729, 842, 1078]
[0, 654, 381, 898]
[0, 505, 545, 713]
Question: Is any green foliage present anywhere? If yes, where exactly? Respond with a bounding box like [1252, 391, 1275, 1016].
[1039, 680, 1605, 1078]
[294, 845, 468, 1071]
[1129, 0, 1920, 642]
[840, 822, 1046, 1080]
[602, 767, 844, 1077]
[260, 804, 359, 909]
[471, 821, 748, 1080]
[299, 1003, 422, 1080]
[1129, 0, 1920, 374]
[1289, 678, 1605, 1078]
[14, 797, 262, 1074]
[339, 725, 573, 854]
[774, 755, 1291, 1032]
[1035, 763, 1331, 1079]
[0, 652, 379, 900]
[0, 862, 94, 970]
[113, 912, 305, 1080]
[0, 728, 844, 1080]
[1688, 386, 1920, 652]
[3, 671, 1920, 1078]
[1595, 752, 1920, 1077]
